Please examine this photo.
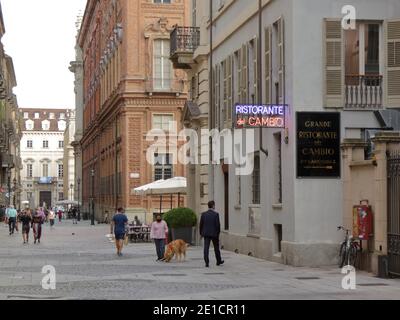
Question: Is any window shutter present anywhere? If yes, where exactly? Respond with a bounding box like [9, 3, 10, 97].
[238, 50, 242, 103]
[324, 19, 343, 108]
[253, 38, 258, 104]
[223, 59, 228, 124]
[212, 67, 216, 129]
[228, 55, 233, 125]
[242, 44, 248, 103]
[386, 19, 400, 108]
[216, 64, 221, 129]
[277, 18, 285, 104]
[265, 27, 272, 104]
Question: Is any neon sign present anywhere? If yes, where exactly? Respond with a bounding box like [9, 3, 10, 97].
[234, 104, 287, 129]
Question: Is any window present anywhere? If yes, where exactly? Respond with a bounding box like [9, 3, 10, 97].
[59, 192, 64, 201]
[153, 39, 172, 89]
[58, 120, 66, 131]
[58, 164, 64, 179]
[43, 140, 49, 149]
[34, 113, 40, 119]
[27, 140, 33, 149]
[154, 153, 173, 181]
[252, 153, 260, 204]
[49, 113, 55, 119]
[345, 22, 381, 79]
[42, 163, 49, 177]
[153, 114, 174, 131]
[192, 0, 197, 27]
[273, 132, 283, 204]
[27, 184, 33, 188]
[23, 112, 29, 119]
[26, 164, 33, 178]
[59, 113, 65, 120]
[27, 192, 33, 200]
[26, 121, 34, 131]
[153, 0, 171, 3]
[42, 121, 50, 130]
[59, 141, 64, 148]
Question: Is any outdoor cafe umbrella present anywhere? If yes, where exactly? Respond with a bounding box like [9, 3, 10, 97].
[133, 177, 187, 214]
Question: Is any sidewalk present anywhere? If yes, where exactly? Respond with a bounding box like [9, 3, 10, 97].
[0, 220, 399, 300]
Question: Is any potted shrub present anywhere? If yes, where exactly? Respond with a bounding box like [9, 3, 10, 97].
[163, 207, 197, 244]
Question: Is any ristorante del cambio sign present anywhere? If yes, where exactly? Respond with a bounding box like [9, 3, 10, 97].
[296, 112, 341, 178]
[234, 104, 287, 129]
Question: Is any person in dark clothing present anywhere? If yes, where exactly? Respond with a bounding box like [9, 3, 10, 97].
[111, 208, 128, 257]
[20, 209, 32, 244]
[199, 201, 224, 268]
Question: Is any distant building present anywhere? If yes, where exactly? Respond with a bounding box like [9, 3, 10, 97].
[19, 108, 70, 209]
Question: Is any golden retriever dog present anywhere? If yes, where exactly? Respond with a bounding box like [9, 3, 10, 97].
[163, 239, 189, 262]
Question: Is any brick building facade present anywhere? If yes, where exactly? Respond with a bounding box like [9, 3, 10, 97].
[77, 0, 189, 223]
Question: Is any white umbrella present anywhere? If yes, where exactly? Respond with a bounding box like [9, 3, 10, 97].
[133, 179, 165, 196]
[133, 177, 187, 213]
[145, 177, 187, 195]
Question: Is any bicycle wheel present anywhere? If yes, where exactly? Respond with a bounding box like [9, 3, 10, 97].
[339, 242, 347, 268]
[348, 244, 358, 267]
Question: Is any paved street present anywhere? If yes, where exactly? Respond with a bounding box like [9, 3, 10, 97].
[0, 220, 400, 300]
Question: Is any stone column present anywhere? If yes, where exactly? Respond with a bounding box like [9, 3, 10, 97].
[341, 139, 368, 230]
[370, 132, 400, 274]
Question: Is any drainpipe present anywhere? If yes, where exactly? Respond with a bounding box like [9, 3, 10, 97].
[259, 0, 268, 158]
[209, 0, 214, 197]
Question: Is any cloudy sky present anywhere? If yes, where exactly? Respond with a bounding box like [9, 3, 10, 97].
[1, 0, 87, 109]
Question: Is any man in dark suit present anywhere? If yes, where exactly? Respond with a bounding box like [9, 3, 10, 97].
[200, 201, 224, 268]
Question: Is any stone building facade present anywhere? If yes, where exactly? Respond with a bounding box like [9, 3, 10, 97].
[77, 0, 189, 223]
[0, 3, 22, 210]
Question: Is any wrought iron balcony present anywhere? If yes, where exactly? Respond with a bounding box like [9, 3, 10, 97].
[345, 75, 383, 109]
[170, 26, 200, 69]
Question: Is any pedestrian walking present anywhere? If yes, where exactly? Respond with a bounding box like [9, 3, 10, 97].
[72, 207, 78, 224]
[20, 209, 32, 244]
[200, 201, 224, 268]
[58, 209, 63, 222]
[49, 210, 55, 228]
[110, 208, 128, 257]
[150, 214, 169, 261]
[32, 208, 45, 244]
[5, 205, 17, 236]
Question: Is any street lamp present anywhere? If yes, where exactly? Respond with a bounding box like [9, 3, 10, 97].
[7, 168, 11, 207]
[77, 178, 81, 221]
[91, 168, 95, 226]
[70, 183, 74, 201]
[13, 178, 17, 208]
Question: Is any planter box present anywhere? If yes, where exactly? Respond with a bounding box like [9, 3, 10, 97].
[171, 227, 193, 245]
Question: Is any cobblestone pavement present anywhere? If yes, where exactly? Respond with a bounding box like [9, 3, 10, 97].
[0, 220, 400, 300]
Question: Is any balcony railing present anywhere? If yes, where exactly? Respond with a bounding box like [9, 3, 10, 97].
[145, 78, 185, 94]
[170, 26, 200, 57]
[345, 75, 383, 109]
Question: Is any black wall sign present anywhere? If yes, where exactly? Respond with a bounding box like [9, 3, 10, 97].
[297, 112, 341, 178]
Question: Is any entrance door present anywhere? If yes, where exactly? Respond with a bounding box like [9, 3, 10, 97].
[39, 191, 52, 209]
[387, 151, 400, 277]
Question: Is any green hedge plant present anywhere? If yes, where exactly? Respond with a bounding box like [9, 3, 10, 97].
[163, 207, 197, 228]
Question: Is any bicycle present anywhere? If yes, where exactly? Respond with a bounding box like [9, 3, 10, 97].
[337, 226, 360, 268]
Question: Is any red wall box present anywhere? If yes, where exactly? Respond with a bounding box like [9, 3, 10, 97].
[353, 203, 373, 240]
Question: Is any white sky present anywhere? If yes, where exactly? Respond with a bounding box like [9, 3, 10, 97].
[1, 0, 87, 109]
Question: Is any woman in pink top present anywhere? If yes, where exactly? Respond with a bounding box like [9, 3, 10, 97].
[150, 214, 169, 261]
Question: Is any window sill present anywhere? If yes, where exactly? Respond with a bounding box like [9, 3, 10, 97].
[272, 204, 283, 210]
[247, 233, 260, 239]
[234, 205, 241, 210]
